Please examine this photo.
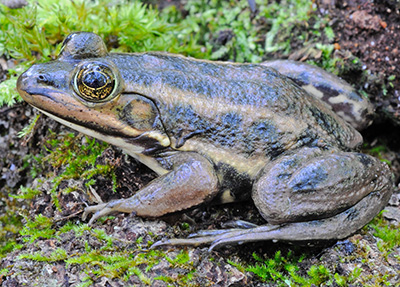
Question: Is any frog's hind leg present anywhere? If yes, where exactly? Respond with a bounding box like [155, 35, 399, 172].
[152, 190, 390, 250]
[261, 60, 374, 130]
[153, 147, 393, 250]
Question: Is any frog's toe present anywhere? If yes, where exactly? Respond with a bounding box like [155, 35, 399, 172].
[152, 232, 226, 249]
[152, 227, 262, 250]
[82, 202, 116, 225]
[151, 238, 204, 248]
[187, 228, 242, 239]
[152, 221, 261, 249]
[220, 219, 259, 229]
[184, 220, 257, 239]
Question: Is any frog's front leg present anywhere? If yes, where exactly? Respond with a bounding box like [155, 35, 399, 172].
[83, 152, 219, 224]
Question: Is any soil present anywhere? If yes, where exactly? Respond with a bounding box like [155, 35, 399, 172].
[1, 0, 400, 286]
[329, 0, 400, 123]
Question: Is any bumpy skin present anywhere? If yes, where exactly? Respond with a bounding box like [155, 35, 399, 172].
[262, 60, 374, 130]
[17, 32, 394, 248]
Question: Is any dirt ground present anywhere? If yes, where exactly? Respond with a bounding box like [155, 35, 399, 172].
[332, 0, 400, 112]
[1, 0, 400, 286]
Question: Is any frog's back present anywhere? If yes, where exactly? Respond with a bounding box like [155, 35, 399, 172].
[116, 53, 362, 174]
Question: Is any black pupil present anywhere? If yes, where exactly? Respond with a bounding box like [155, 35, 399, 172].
[83, 71, 107, 89]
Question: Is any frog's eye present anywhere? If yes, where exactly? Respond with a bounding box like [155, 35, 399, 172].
[74, 62, 118, 102]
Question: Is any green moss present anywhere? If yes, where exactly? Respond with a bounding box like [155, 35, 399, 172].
[165, 249, 190, 266]
[13, 208, 202, 285]
[0, 268, 9, 277]
[151, 250, 196, 286]
[19, 247, 68, 262]
[232, 250, 361, 286]
[20, 214, 55, 243]
[0, 241, 23, 258]
[0, 66, 26, 107]
[369, 213, 400, 255]
[162, 0, 331, 64]
[60, 246, 194, 285]
[15, 214, 188, 285]
[0, 0, 340, 107]
[0, 187, 25, 258]
[1, 0, 203, 58]
[11, 186, 41, 200]
[40, 132, 114, 208]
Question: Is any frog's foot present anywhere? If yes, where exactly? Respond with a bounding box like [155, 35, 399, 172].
[152, 220, 260, 248]
[151, 228, 251, 249]
[152, 224, 279, 251]
[83, 200, 126, 225]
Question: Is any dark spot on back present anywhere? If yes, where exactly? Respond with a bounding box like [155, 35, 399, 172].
[356, 153, 374, 167]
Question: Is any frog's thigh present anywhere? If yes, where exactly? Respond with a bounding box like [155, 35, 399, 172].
[85, 152, 219, 221]
[253, 147, 393, 225]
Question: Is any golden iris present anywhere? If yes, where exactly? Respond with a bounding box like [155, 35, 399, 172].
[75, 63, 116, 102]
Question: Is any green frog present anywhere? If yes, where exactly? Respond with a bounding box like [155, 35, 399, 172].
[17, 32, 393, 249]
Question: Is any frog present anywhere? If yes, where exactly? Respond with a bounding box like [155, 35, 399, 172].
[17, 32, 393, 249]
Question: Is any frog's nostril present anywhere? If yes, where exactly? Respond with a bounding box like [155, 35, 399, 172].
[37, 74, 51, 84]
[37, 74, 46, 81]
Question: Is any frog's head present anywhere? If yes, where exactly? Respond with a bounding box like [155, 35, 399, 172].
[17, 32, 170, 155]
